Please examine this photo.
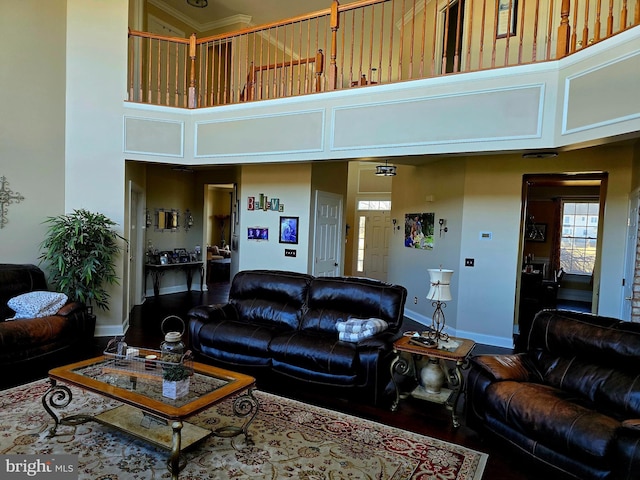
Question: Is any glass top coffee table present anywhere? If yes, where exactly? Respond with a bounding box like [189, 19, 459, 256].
[44, 356, 257, 480]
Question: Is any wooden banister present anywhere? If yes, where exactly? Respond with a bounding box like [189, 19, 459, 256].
[188, 33, 197, 108]
[126, 0, 639, 109]
[329, 0, 339, 90]
[556, 0, 571, 58]
[315, 49, 324, 92]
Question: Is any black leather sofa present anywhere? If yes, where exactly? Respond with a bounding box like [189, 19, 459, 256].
[0, 264, 95, 389]
[188, 270, 407, 406]
[467, 309, 640, 480]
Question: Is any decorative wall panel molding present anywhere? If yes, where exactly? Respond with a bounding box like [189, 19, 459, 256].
[563, 51, 640, 135]
[124, 116, 184, 157]
[331, 85, 544, 151]
[195, 110, 325, 157]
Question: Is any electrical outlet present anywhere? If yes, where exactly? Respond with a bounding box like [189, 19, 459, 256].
[414, 296, 418, 304]
[465, 258, 475, 267]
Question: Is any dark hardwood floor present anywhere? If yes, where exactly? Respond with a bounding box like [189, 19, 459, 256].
[113, 283, 560, 480]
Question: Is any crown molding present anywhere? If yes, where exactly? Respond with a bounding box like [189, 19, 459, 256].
[149, 0, 252, 33]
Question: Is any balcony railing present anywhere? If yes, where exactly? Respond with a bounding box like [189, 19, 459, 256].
[127, 0, 639, 109]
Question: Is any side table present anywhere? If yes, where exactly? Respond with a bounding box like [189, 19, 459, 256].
[391, 335, 476, 427]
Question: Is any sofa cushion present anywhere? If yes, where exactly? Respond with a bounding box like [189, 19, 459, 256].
[269, 331, 359, 377]
[528, 311, 640, 418]
[301, 276, 406, 334]
[7, 291, 68, 320]
[484, 380, 619, 467]
[228, 270, 311, 330]
[0, 315, 78, 362]
[193, 319, 274, 366]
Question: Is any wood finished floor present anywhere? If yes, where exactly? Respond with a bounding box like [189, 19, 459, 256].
[115, 283, 566, 480]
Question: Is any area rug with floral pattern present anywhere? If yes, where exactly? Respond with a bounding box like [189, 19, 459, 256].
[0, 379, 487, 479]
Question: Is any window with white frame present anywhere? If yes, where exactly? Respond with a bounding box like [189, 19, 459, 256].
[560, 201, 599, 275]
[357, 200, 391, 211]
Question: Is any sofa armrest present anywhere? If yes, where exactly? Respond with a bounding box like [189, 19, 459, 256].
[355, 330, 399, 349]
[57, 301, 86, 317]
[188, 303, 238, 323]
[613, 420, 640, 480]
[470, 354, 536, 382]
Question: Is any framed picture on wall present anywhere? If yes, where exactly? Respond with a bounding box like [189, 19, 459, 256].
[496, 0, 518, 38]
[279, 216, 299, 244]
[248, 227, 268, 241]
[526, 223, 547, 242]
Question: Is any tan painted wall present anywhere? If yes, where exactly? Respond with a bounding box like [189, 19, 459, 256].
[0, 0, 67, 264]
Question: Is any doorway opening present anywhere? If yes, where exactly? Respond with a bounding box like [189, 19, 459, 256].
[441, 0, 466, 73]
[205, 184, 234, 286]
[516, 172, 608, 338]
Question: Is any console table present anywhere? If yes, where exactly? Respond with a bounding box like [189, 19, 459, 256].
[145, 262, 204, 297]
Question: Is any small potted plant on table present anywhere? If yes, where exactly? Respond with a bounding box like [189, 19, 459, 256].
[162, 364, 191, 399]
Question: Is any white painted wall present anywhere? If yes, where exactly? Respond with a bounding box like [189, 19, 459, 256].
[65, 0, 129, 335]
[0, 0, 66, 261]
[238, 164, 312, 273]
[394, 146, 633, 348]
[2, 0, 638, 346]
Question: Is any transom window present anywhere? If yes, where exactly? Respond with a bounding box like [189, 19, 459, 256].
[357, 200, 391, 211]
[560, 201, 599, 275]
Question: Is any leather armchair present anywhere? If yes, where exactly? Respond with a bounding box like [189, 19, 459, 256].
[0, 264, 95, 388]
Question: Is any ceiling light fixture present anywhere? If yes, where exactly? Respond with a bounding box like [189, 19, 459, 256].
[522, 151, 558, 159]
[187, 0, 208, 7]
[171, 166, 194, 173]
[375, 160, 397, 176]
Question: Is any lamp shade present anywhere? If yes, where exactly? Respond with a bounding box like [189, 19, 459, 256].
[427, 268, 454, 301]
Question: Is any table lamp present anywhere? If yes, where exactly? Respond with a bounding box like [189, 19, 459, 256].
[425, 267, 453, 345]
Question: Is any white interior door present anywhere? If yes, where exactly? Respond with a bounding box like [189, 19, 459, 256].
[624, 189, 640, 321]
[128, 182, 145, 308]
[313, 191, 343, 277]
[362, 211, 391, 281]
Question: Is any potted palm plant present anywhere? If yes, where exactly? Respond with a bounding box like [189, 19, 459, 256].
[39, 209, 125, 311]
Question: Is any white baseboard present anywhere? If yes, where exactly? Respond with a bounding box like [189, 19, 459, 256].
[145, 284, 195, 297]
[403, 308, 514, 349]
[454, 328, 514, 349]
[95, 322, 128, 338]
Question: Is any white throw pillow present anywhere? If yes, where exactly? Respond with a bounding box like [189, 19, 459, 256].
[337, 317, 389, 342]
[7, 291, 68, 320]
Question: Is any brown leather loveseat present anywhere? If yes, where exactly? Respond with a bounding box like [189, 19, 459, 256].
[0, 264, 95, 388]
[467, 309, 640, 480]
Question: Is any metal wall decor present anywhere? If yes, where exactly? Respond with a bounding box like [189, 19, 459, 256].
[0, 176, 24, 229]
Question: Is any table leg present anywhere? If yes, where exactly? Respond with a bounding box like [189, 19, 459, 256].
[213, 388, 259, 445]
[168, 421, 183, 480]
[184, 268, 193, 291]
[42, 379, 71, 437]
[199, 264, 204, 291]
[42, 379, 93, 437]
[445, 360, 465, 428]
[150, 270, 162, 297]
[389, 352, 411, 411]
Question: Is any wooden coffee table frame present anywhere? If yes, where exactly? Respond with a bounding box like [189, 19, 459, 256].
[44, 356, 257, 480]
